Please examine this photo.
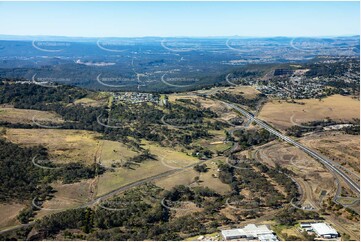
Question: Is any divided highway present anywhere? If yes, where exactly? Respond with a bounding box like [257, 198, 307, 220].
[224, 102, 360, 195]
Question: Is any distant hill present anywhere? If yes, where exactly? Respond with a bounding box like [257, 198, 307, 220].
[0, 36, 359, 92]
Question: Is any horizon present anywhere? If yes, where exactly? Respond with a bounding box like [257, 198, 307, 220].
[0, 34, 359, 40]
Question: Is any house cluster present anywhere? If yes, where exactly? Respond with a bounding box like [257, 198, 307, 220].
[299, 222, 338, 239]
[221, 224, 278, 241]
[256, 76, 326, 99]
[113, 92, 159, 104]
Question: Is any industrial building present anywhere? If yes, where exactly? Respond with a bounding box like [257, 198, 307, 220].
[300, 222, 338, 239]
[221, 224, 278, 241]
[310, 223, 338, 239]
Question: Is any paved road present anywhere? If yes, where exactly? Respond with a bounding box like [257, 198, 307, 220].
[223, 101, 360, 195]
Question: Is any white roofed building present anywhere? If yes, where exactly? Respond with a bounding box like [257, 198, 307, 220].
[221, 224, 278, 241]
[310, 223, 338, 239]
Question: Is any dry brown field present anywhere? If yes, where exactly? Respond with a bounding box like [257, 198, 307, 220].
[34, 180, 94, 220]
[2, 128, 101, 164]
[96, 140, 199, 196]
[155, 157, 231, 195]
[258, 95, 360, 130]
[0, 203, 25, 230]
[194, 86, 261, 99]
[299, 132, 360, 175]
[0, 107, 64, 125]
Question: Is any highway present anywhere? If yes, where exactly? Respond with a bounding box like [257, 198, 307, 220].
[224, 101, 360, 195]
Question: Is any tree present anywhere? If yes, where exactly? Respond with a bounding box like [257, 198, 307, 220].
[194, 164, 208, 173]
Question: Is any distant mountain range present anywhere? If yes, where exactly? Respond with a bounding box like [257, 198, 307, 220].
[0, 34, 359, 41]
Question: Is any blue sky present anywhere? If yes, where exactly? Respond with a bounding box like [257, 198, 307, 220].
[0, 1, 359, 37]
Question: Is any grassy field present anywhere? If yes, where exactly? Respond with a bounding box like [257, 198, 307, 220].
[96, 159, 172, 197]
[223, 86, 261, 99]
[0, 203, 25, 230]
[192, 129, 232, 154]
[155, 157, 231, 195]
[33, 179, 95, 221]
[73, 92, 110, 107]
[271, 224, 303, 241]
[73, 97, 103, 107]
[98, 140, 138, 168]
[195, 86, 261, 99]
[96, 140, 199, 196]
[258, 95, 360, 130]
[0, 107, 64, 125]
[3, 128, 101, 164]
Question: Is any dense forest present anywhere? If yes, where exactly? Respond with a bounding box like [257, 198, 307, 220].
[233, 128, 275, 149]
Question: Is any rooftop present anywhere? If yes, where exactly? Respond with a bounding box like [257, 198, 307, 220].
[221, 224, 278, 241]
[311, 223, 338, 235]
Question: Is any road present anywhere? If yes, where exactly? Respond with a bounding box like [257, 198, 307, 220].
[0, 169, 179, 236]
[223, 101, 360, 195]
[1, 95, 358, 237]
[0, 155, 211, 235]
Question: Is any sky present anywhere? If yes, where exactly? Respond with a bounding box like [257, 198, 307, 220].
[0, 1, 359, 37]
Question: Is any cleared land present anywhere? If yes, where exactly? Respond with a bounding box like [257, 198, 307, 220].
[34, 179, 94, 220]
[254, 141, 335, 210]
[98, 140, 138, 168]
[0, 203, 25, 230]
[0, 107, 63, 125]
[2, 128, 101, 164]
[195, 86, 261, 99]
[73, 97, 105, 107]
[300, 132, 360, 175]
[222, 86, 261, 99]
[254, 141, 360, 240]
[155, 157, 231, 195]
[96, 140, 199, 197]
[258, 95, 360, 130]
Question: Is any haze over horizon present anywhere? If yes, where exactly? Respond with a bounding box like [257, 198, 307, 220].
[0, 1, 359, 38]
[0, 34, 360, 39]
